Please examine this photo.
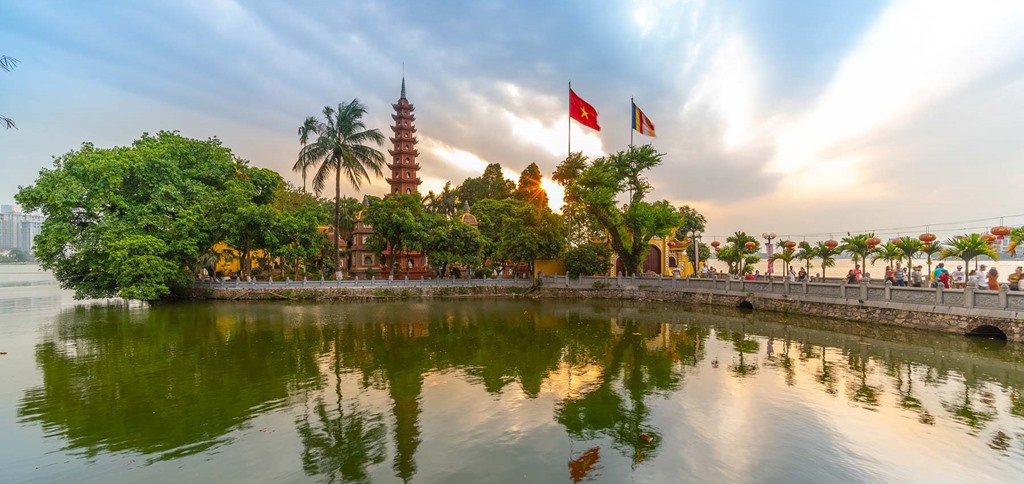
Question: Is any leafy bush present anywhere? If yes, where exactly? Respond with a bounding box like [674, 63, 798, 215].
[566, 244, 612, 278]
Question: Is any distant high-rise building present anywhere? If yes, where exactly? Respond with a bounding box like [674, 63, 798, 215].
[0, 205, 44, 254]
[19, 213, 44, 254]
[0, 212, 19, 250]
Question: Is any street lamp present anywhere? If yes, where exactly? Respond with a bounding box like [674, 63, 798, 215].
[762, 232, 777, 277]
[691, 231, 702, 277]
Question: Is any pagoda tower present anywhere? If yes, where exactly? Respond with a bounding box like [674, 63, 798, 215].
[387, 78, 422, 195]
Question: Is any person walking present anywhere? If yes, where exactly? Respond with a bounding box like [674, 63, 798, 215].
[988, 267, 1000, 290]
[910, 266, 923, 287]
[894, 263, 906, 287]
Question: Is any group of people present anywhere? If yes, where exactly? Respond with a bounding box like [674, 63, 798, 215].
[875, 261, 1023, 290]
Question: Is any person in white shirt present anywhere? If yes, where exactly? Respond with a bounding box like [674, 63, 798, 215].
[975, 264, 989, 290]
[951, 266, 966, 288]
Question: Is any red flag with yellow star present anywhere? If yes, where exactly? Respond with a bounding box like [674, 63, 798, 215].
[569, 88, 600, 131]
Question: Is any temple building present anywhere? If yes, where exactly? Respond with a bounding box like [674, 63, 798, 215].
[347, 78, 430, 279]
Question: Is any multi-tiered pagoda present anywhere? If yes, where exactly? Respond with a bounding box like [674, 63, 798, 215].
[387, 78, 422, 195]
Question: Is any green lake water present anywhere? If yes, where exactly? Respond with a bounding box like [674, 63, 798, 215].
[2, 265, 1024, 483]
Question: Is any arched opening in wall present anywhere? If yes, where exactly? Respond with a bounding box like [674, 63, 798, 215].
[965, 325, 1007, 340]
[737, 300, 754, 311]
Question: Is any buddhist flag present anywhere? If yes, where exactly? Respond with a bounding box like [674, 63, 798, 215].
[569, 88, 600, 131]
[632, 101, 655, 137]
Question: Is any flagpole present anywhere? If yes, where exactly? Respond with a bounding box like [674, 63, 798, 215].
[567, 81, 572, 250]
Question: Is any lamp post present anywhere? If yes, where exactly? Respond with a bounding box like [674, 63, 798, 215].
[762, 232, 777, 276]
[692, 231, 701, 277]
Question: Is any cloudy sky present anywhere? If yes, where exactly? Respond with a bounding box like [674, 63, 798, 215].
[2, 0, 1023, 241]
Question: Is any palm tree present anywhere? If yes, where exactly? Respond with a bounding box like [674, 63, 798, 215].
[795, 241, 815, 275]
[1007, 227, 1024, 255]
[770, 248, 796, 278]
[841, 233, 876, 270]
[813, 241, 837, 279]
[894, 236, 924, 272]
[871, 242, 904, 270]
[922, 241, 944, 278]
[941, 234, 999, 274]
[294, 116, 319, 192]
[296, 100, 386, 274]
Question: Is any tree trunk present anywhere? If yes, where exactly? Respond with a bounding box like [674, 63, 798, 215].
[334, 168, 341, 279]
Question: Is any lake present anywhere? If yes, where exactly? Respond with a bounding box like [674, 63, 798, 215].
[2, 265, 1024, 483]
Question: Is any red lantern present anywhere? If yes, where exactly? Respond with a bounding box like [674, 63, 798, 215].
[783, 240, 797, 249]
[889, 238, 901, 245]
[824, 239, 839, 251]
[992, 226, 1011, 241]
[981, 233, 997, 244]
[714, 247, 721, 253]
[744, 241, 756, 251]
[710, 241, 721, 248]
[866, 237, 881, 248]
[918, 233, 936, 247]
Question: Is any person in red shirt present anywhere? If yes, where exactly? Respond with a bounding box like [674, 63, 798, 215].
[938, 269, 951, 289]
[744, 272, 755, 280]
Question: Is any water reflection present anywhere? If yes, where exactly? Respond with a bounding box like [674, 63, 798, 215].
[15, 300, 1024, 481]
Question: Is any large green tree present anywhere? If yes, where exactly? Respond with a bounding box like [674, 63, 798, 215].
[472, 198, 565, 276]
[295, 100, 386, 275]
[841, 233, 877, 269]
[456, 163, 515, 206]
[16, 131, 267, 300]
[363, 194, 426, 278]
[556, 145, 681, 276]
[717, 231, 760, 275]
[513, 162, 549, 210]
[422, 214, 484, 277]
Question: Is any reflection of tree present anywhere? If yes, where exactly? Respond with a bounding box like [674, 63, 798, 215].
[673, 326, 710, 367]
[17, 305, 321, 462]
[943, 381, 997, 433]
[727, 328, 759, 378]
[847, 350, 880, 409]
[556, 320, 678, 466]
[817, 346, 838, 396]
[1011, 390, 1024, 418]
[296, 332, 387, 483]
[778, 337, 796, 386]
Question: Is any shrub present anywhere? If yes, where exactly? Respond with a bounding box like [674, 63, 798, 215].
[566, 244, 612, 278]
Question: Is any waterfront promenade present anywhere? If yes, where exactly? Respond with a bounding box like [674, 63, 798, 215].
[540, 274, 1024, 342]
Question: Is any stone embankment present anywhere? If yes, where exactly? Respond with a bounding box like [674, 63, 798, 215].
[537, 276, 1024, 342]
[179, 279, 532, 301]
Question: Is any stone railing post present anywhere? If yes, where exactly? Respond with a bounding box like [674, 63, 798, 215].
[802, 279, 808, 295]
[999, 285, 1009, 308]
[268, 276, 273, 287]
[839, 278, 846, 298]
[884, 280, 892, 301]
[964, 286, 975, 308]
[783, 279, 790, 295]
[860, 281, 868, 301]
[935, 283, 944, 305]
[617, 274, 622, 288]
[565, 274, 570, 288]
[672, 274, 677, 289]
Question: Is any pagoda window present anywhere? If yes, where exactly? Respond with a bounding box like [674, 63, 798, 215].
[363, 255, 373, 266]
[405, 188, 412, 194]
[407, 258, 414, 268]
[405, 171, 411, 178]
[404, 157, 410, 164]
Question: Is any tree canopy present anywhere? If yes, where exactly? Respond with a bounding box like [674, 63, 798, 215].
[16, 131, 283, 300]
[456, 163, 515, 206]
[556, 145, 681, 276]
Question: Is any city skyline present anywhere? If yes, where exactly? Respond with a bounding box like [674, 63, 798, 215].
[2, 0, 1023, 240]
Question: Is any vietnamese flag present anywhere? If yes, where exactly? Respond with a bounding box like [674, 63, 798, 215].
[569, 88, 600, 131]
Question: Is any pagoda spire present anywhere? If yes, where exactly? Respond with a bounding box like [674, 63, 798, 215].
[400, 76, 406, 100]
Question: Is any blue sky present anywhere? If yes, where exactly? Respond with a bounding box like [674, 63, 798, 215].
[2, 0, 1023, 241]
